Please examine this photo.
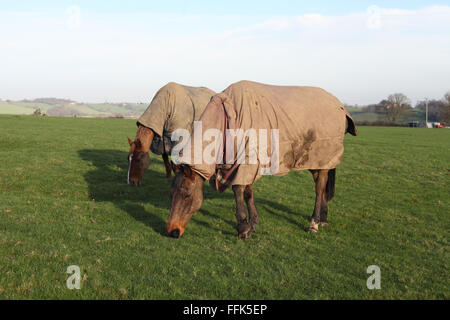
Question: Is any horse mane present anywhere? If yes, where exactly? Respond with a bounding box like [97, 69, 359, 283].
[135, 124, 154, 152]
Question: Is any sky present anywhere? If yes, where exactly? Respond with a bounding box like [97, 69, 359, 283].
[1, 1, 450, 105]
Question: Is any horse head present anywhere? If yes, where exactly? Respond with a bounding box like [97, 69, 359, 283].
[166, 163, 205, 238]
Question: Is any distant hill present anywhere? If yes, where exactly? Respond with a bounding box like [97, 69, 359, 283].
[0, 97, 430, 124]
[0, 98, 148, 118]
[21, 98, 76, 105]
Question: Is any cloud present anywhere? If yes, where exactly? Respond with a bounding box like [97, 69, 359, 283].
[297, 14, 330, 28]
[218, 5, 450, 38]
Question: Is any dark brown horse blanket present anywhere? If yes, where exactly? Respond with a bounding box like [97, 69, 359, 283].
[180, 81, 357, 191]
[137, 82, 216, 155]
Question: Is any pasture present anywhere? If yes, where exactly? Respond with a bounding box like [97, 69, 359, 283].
[0, 115, 448, 299]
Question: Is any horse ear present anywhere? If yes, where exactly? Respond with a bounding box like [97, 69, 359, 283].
[171, 161, 180, 173]
[127, 137, 133, 146]
[183, 165, 193, 177]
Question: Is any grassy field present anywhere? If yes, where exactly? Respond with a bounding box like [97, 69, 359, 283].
[0, 115, 448, 299]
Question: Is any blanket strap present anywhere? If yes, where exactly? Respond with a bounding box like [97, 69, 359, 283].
[213, 102, 239, 193]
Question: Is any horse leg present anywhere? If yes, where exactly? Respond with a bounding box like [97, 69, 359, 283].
[232, 185, 251, 239]
[309, 169, 329, 233]
[319, 198, 329, 226]
[162, 153, 172, 178]
[244, 185, 259, 236]
[317, 169, 336, 226]
[311, 170, 330, 226]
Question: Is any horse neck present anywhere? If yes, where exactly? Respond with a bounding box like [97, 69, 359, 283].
[135, 125, 154, 153]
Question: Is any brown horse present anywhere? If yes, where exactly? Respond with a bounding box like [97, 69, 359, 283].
[127, 82, 216, 186]
[166, 81, 357, 239]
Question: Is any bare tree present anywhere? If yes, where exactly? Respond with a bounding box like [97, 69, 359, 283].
[381, 93, 411, 122]
[441, 92, 450, 123]
[416, 99, 443, 122]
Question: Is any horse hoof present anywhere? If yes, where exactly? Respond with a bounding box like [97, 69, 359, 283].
[238, 232, 249, 239]
[237, 223, 252, 239]
[308, 221, 319, 233]
[320, 222, 328, 227]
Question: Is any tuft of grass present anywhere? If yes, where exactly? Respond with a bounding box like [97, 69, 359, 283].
[0, 115, 448, 299]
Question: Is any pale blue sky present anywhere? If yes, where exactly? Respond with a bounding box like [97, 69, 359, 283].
[3, 0, 450, 15]
[1, 1, 449, 105]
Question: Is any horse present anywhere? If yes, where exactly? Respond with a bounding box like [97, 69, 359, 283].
[127, 82, 216, 186]
[165, 81, 357, 239]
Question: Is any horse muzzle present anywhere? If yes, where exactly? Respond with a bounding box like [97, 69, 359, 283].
[167, 229, 182, 239]
[128, 179, 141, 186]
[166, 224, 185, 239]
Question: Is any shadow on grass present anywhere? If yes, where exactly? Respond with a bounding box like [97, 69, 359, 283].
[78, 149, 170, 235]
[78, 149, 309, 237]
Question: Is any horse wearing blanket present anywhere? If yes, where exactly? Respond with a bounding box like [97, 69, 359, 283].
[167, 80, 358, 238]
[127, 82, 216, 186]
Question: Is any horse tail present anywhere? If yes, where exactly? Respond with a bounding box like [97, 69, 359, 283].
[325, 169, 336, 201]
[346, 114, 358, 136]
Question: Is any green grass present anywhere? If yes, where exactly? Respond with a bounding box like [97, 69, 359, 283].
[350, 111, 380, 122]
[0, 115, 448, 299]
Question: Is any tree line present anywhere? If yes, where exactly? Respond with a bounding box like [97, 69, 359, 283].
[351, 91, 450, 123]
